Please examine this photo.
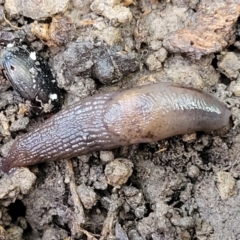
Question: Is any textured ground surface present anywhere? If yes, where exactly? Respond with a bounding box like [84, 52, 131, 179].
[0, 0, 240, 239]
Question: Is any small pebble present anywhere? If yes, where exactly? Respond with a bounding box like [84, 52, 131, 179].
[6, 226, 23, 240]
[231, 81, 240, 97]
[90, 0, 132, 23]
[187, 165, 200, 179]
[94, 26, 121, 46]
[77, 184, 98, 209]
[105, 158, 133, 187]
[145, 54, 162, 71]
[218, 52, 240, 79]
[10, 117, 29, 132]
[155, 47, 168, 62]
[216, 171, 236, 200]
[100, 151, 114, 163]
[182, 133, 197, 143]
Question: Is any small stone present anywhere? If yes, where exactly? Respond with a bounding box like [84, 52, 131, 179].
[77, 154, 91, 163]
[0, 112, 10, 137]
[90, 0, 132, 24]
[77, 184, 98, 209]
[100, 151, 114, 163]
[234, 41, 240, 50]
[182, 133, 197, 143]
[48, 15, 75, 46]
[93, 21, 107, 31]
[216, 171, 237, 200]
[5, 0, 69, 19]
[6, 226, 23, 240]
[18, 102, 31, 115]
[115, 222, 128, 240]
[89, 165, 108, 190]
[10, 117, 29, 132]
[1, 90, 14, 106]
[42, 227, 68, 240]
[94, 26, 122, 46]
[231, 81, 240, 97]
[0, 208, 11, 227]
[31, 15, 75, 47]
[145, 54, 162, 71]
[218, 52, 240, 79]
[135, 205, 146, 218]
[163, 3, 239, 59]
[0, 168, 36, 206]
[122, 186, 143, 209]
[11, 168, 37, 195]
[187, 165, 200, 179]
[128, 229, 144, 240]
[150, 40, 162, 51]
[170, 216, 194, 228]
[17, 217, 28, 230]
[155, 47, 168, 62]
[105, 158, 133, 187]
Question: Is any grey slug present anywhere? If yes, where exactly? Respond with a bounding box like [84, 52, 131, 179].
[1, 46, 64, 112]
[1, 82, 231, 173]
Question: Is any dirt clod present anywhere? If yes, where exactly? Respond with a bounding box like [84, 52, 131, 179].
[105, 158, 133, 187]
[5, 0, 69, 19]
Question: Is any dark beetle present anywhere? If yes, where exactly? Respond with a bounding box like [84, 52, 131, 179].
[1, 46, 63, 112]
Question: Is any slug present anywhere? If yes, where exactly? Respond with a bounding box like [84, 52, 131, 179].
[0, 82, 231, 173]
[1, 46, 64, 112]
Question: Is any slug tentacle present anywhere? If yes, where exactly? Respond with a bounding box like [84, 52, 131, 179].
[0, 82, 231, 173]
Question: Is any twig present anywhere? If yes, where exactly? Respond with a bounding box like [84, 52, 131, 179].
[100, 192, 122, 239]
[66, 159, 101, 239]
[3, 12, 22, 30]
[66, 159, 85, 224]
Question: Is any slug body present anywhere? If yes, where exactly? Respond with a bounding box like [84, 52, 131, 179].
[1, 82, 231, 172]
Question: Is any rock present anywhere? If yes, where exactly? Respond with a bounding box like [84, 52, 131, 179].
[31, 16, 75, 47]
[0, 168, 36, 206]
[145, 54, 162, 71]
[187, 165, 200, 179]
[163, 2, 240, 59]
[77, 184, 98, 209]
[6, 226, 23, 240]
[232, 81, 240, 97]
[100, 151, 114, 163]
[94, 26, 122, 46]
[218, 52, 240, 80]
[5, 0, 69, 19]
[90, 0, 132, 24]
[42, 227, 68, 240]
[216, 171, 237, 200]
[105, 158, 133, 187]
[155, 47, 168, 62]
[9, 117, 29, 132]
[53, 39, 139, 87]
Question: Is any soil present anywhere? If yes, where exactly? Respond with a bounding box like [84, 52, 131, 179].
[0, 0, 240, 239]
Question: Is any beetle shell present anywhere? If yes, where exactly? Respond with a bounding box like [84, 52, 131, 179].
[1, 46, 63, 112]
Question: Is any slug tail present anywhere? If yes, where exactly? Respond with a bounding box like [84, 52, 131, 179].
[1, 157, 11, 173]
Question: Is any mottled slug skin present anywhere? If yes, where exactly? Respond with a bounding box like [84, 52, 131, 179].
[1, 82, 231, 172]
